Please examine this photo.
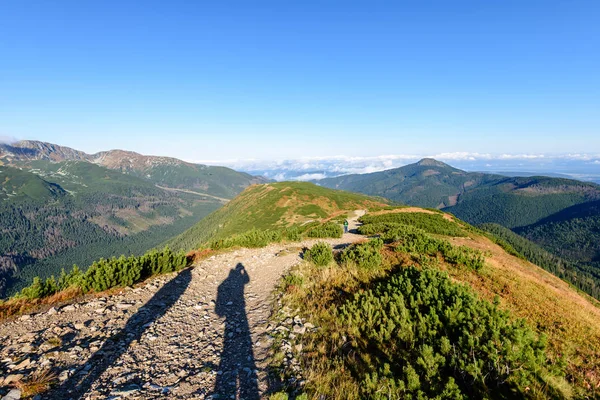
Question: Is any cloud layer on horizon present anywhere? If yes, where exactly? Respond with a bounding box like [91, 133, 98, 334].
[196, 152, 600, 182]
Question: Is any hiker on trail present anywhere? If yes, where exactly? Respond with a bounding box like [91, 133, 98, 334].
[343, 219, 349, 233]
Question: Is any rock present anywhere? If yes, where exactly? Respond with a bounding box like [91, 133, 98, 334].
[116, 303, 133, 309]
[177, 369, 188, 378]
[19, 315, 31, 321]
[62, 305, 76, 312]
[58, 369, 73, 382]
[304, 322, 315, 329]
[292, 325, 306, 335]
[110, 384, 141, 397]
[20, 344, 34, 353]
[1, 389, 22, 400]
[2, 374, 23, 385]
[14, 358, 31, 369]
[47, 307, 58, 316]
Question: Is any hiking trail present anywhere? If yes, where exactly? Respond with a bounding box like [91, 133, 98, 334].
[0, 211, 366, 399]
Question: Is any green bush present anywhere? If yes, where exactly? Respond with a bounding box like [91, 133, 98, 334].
[339, 267, 548, 399]
[339, 239, 384, 270]
[282, 226, 302, 242]
[359, 212, 466, 237]
[387, 224, 485, 271]
[357, 221, 402, 235]
[283, 272, 304, 289]
[18, 247, 188, 299]
[20, 276, 58, 300]
[210, 229, 283, 249]
[306, 222, 343, 239]
[305, 242, 334, 267]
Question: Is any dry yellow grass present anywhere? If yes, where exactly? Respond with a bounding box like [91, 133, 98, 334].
[445, 235, 600, 395]
[16, 368, 57, 397]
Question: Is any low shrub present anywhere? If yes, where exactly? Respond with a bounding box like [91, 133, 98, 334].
[283, 272, 304, 289]
[210, 229, 283, 249]
[17, 247, 188, 300]
[305, 242, 334, 267]
[390, 225, 485, 270]
[339, 239, 384, 270]
[359, 212, 466, 237]
[282, 226, 302, 242]
[339, 267, 549, 399]
[306, 222, 343, 239]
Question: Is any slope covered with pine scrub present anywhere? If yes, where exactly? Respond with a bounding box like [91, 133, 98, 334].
[272, 207, 600, 399]
[316, 158, 600, 299]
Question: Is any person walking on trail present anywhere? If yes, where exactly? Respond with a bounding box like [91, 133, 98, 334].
[343, 219, 349, 233]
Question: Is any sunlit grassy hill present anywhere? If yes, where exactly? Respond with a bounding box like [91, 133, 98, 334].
[273, 205, 600, 398]
[167, 182, 390, 251]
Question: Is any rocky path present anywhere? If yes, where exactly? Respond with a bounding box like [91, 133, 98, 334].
[0, 212, 365, 399]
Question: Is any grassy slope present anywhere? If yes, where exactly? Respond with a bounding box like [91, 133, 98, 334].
[169, 182, 600, 391]
[276, 207, 600, 398]
[442, 234, 600, 397]
[167, 182, 389, 251]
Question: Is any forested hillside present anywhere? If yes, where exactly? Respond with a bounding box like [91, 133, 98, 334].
[317, 158, 502, 208]
[317, 159, 600, 288]
[0, 163, 223, 297]
[0, 141, 264, 298]
[515, 200, 600, 264]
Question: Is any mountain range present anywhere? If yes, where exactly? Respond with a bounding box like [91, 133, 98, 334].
[317, 158, 600, 275]
[0, 140, 265, 297]
[2, 176, 600, 397]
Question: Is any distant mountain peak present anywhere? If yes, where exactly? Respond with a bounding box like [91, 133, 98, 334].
[415, 158, 450, 167]
[1, 140, 89, 162]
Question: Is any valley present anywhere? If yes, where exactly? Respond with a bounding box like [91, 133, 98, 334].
[0, 141, 264, 297]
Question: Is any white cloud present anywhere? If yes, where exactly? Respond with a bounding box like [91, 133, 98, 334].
[190, 152, 600, 182]
[0, 135, 18, 144]
[294, 173, 328, 181]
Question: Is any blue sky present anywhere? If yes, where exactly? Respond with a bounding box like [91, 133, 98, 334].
[1, 1, 599, 161]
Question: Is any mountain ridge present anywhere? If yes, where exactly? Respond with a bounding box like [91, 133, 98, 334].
[0, 140, 265, 297]
[2, 183, 599, 398]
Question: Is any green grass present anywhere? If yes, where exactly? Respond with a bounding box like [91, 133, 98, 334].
[168, 182, 388, 251]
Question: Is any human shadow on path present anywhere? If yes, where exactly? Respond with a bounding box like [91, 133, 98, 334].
[48, 268, 192, 399]
[212, 263, 259, 400]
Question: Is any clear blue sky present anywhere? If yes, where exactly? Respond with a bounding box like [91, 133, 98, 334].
[1, 1, 599, 161]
